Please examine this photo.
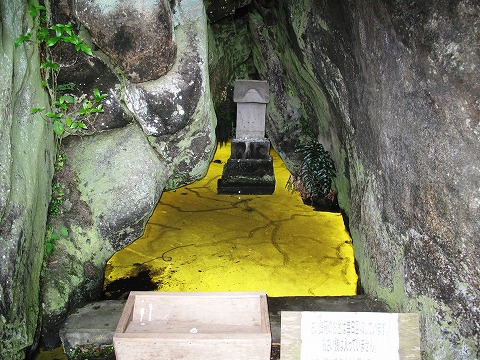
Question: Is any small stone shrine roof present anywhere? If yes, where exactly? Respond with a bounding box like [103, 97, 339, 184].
[233, 80, 270, 104]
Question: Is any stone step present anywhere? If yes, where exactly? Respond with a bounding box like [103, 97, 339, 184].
[60, 295, 389, 359]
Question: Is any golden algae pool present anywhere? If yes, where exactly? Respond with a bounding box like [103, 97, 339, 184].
[104, 143, 357, 297]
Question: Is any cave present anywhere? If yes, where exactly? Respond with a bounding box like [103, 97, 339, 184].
[0, 0, 479, 359]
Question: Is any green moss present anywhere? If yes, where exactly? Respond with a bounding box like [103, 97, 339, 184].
[0, 1, 54, 357]
[68, 344, 114, 359]
[289, 0, 312, 48]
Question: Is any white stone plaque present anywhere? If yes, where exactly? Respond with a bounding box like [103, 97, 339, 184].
[300, 312, 400, 360]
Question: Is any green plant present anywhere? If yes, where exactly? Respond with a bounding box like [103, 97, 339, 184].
[15, 2, 108, 141]
[45, 226, 68, 256]
[287, 140, 336, 201]
[48, 182, 64, 216]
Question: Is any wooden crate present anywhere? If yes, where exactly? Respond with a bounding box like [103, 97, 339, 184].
[113, 291, 271, 360]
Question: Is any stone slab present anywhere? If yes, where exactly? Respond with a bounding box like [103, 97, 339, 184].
[217, 158, 275, 194]
[217, 179, 276, 195]
[59, 300, 126, 358]
[236, 102, 267, 139]
[233, 80, 269, 103]
[230, 139, 271, 160]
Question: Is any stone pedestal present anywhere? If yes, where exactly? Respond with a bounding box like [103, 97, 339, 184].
[218, 80, 275, 195]
[218, 139, 275, 194]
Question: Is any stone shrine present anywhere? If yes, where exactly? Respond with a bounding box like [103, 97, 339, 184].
[217, 80, 275, 194]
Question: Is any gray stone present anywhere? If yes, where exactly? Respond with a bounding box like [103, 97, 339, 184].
[240, 0, 480, 358]
[54, 54, 133, 135]
[230, 139, 271, 160]
[40, 0, 216, 347]
[126, 0, 216, 189]
[41, 124, 169, 347]
[218, 80, 274, 194]
[0, 1, 53, 358]
[234, 80, 269, 139]
[233, 79, 270, 103]
[74, 0, 176, 83]
[60, 300, 125, 359]
[204, 0, 253, 23]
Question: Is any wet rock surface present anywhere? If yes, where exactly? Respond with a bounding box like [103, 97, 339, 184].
[230, 0, 479, 357]
[75, 0, 176, 83]
[0, 1, 53, 358]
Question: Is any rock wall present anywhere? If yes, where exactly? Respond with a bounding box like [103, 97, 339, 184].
[0, 1, 53, 358]
[232, 0, 479, 357]
[210, 0, 480, 357]
[40, 0, 217, 347]
[350, 1, 480, 357]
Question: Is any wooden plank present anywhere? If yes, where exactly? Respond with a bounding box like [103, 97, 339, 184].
[280, 312, 302, 360]
[114, 336, 271, 360]
[130, 291, 264, 325]
[399, 313, 421, 359]
[115, 291, 135, 333]
[125, 320, 265, 334]
[113, 291, 271, 360]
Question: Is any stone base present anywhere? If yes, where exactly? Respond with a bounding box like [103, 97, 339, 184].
[218, 138, 276, 195]
[217, 179, 275, 195]
[230, 138, 271, 160]
[217, 157, 275, 195]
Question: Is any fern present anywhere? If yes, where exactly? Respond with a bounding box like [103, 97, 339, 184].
[293, 140, 336, 200]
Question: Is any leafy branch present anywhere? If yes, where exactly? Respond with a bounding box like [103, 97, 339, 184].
[15, 2, 108, 140]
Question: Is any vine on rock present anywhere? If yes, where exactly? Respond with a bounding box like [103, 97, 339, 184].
[15, 2, 108, 255]
[15, 2, 108, 142]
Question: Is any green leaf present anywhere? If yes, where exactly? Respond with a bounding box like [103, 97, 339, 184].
[76, 43, 93, 56]
[46, 112, 61, 119]
[66, 118, 72, 127]
[58, 83, 76, 91]
[14, 33, 31, 48]
[46, 36, 60, 47]
[77, 122, 87, 129]
[61, 95, 75, 104]
[41, 60, 59, 72]
[54, 99, 67, 110]
[63, 35, 79, 45]
[50, 24, 72, 37]
[93, 88, 108, 102]
[37, 27, 50, 42]
[82, 100, 93, 109]
[53, 120, 65, 137]
[45, 241, 54, 256]
[29, 2, 45, 17]
[59, 226, 69, 237]
[49, 231, 60, 241]
[51, 24, 63, 37]
[29, 3, 38, 17]
[31, 107, 45, 114]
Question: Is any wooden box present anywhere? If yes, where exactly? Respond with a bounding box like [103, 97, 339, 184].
[113, 291, 271, 360]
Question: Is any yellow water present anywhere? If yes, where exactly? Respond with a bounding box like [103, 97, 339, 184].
[104, 143, 357, 296]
